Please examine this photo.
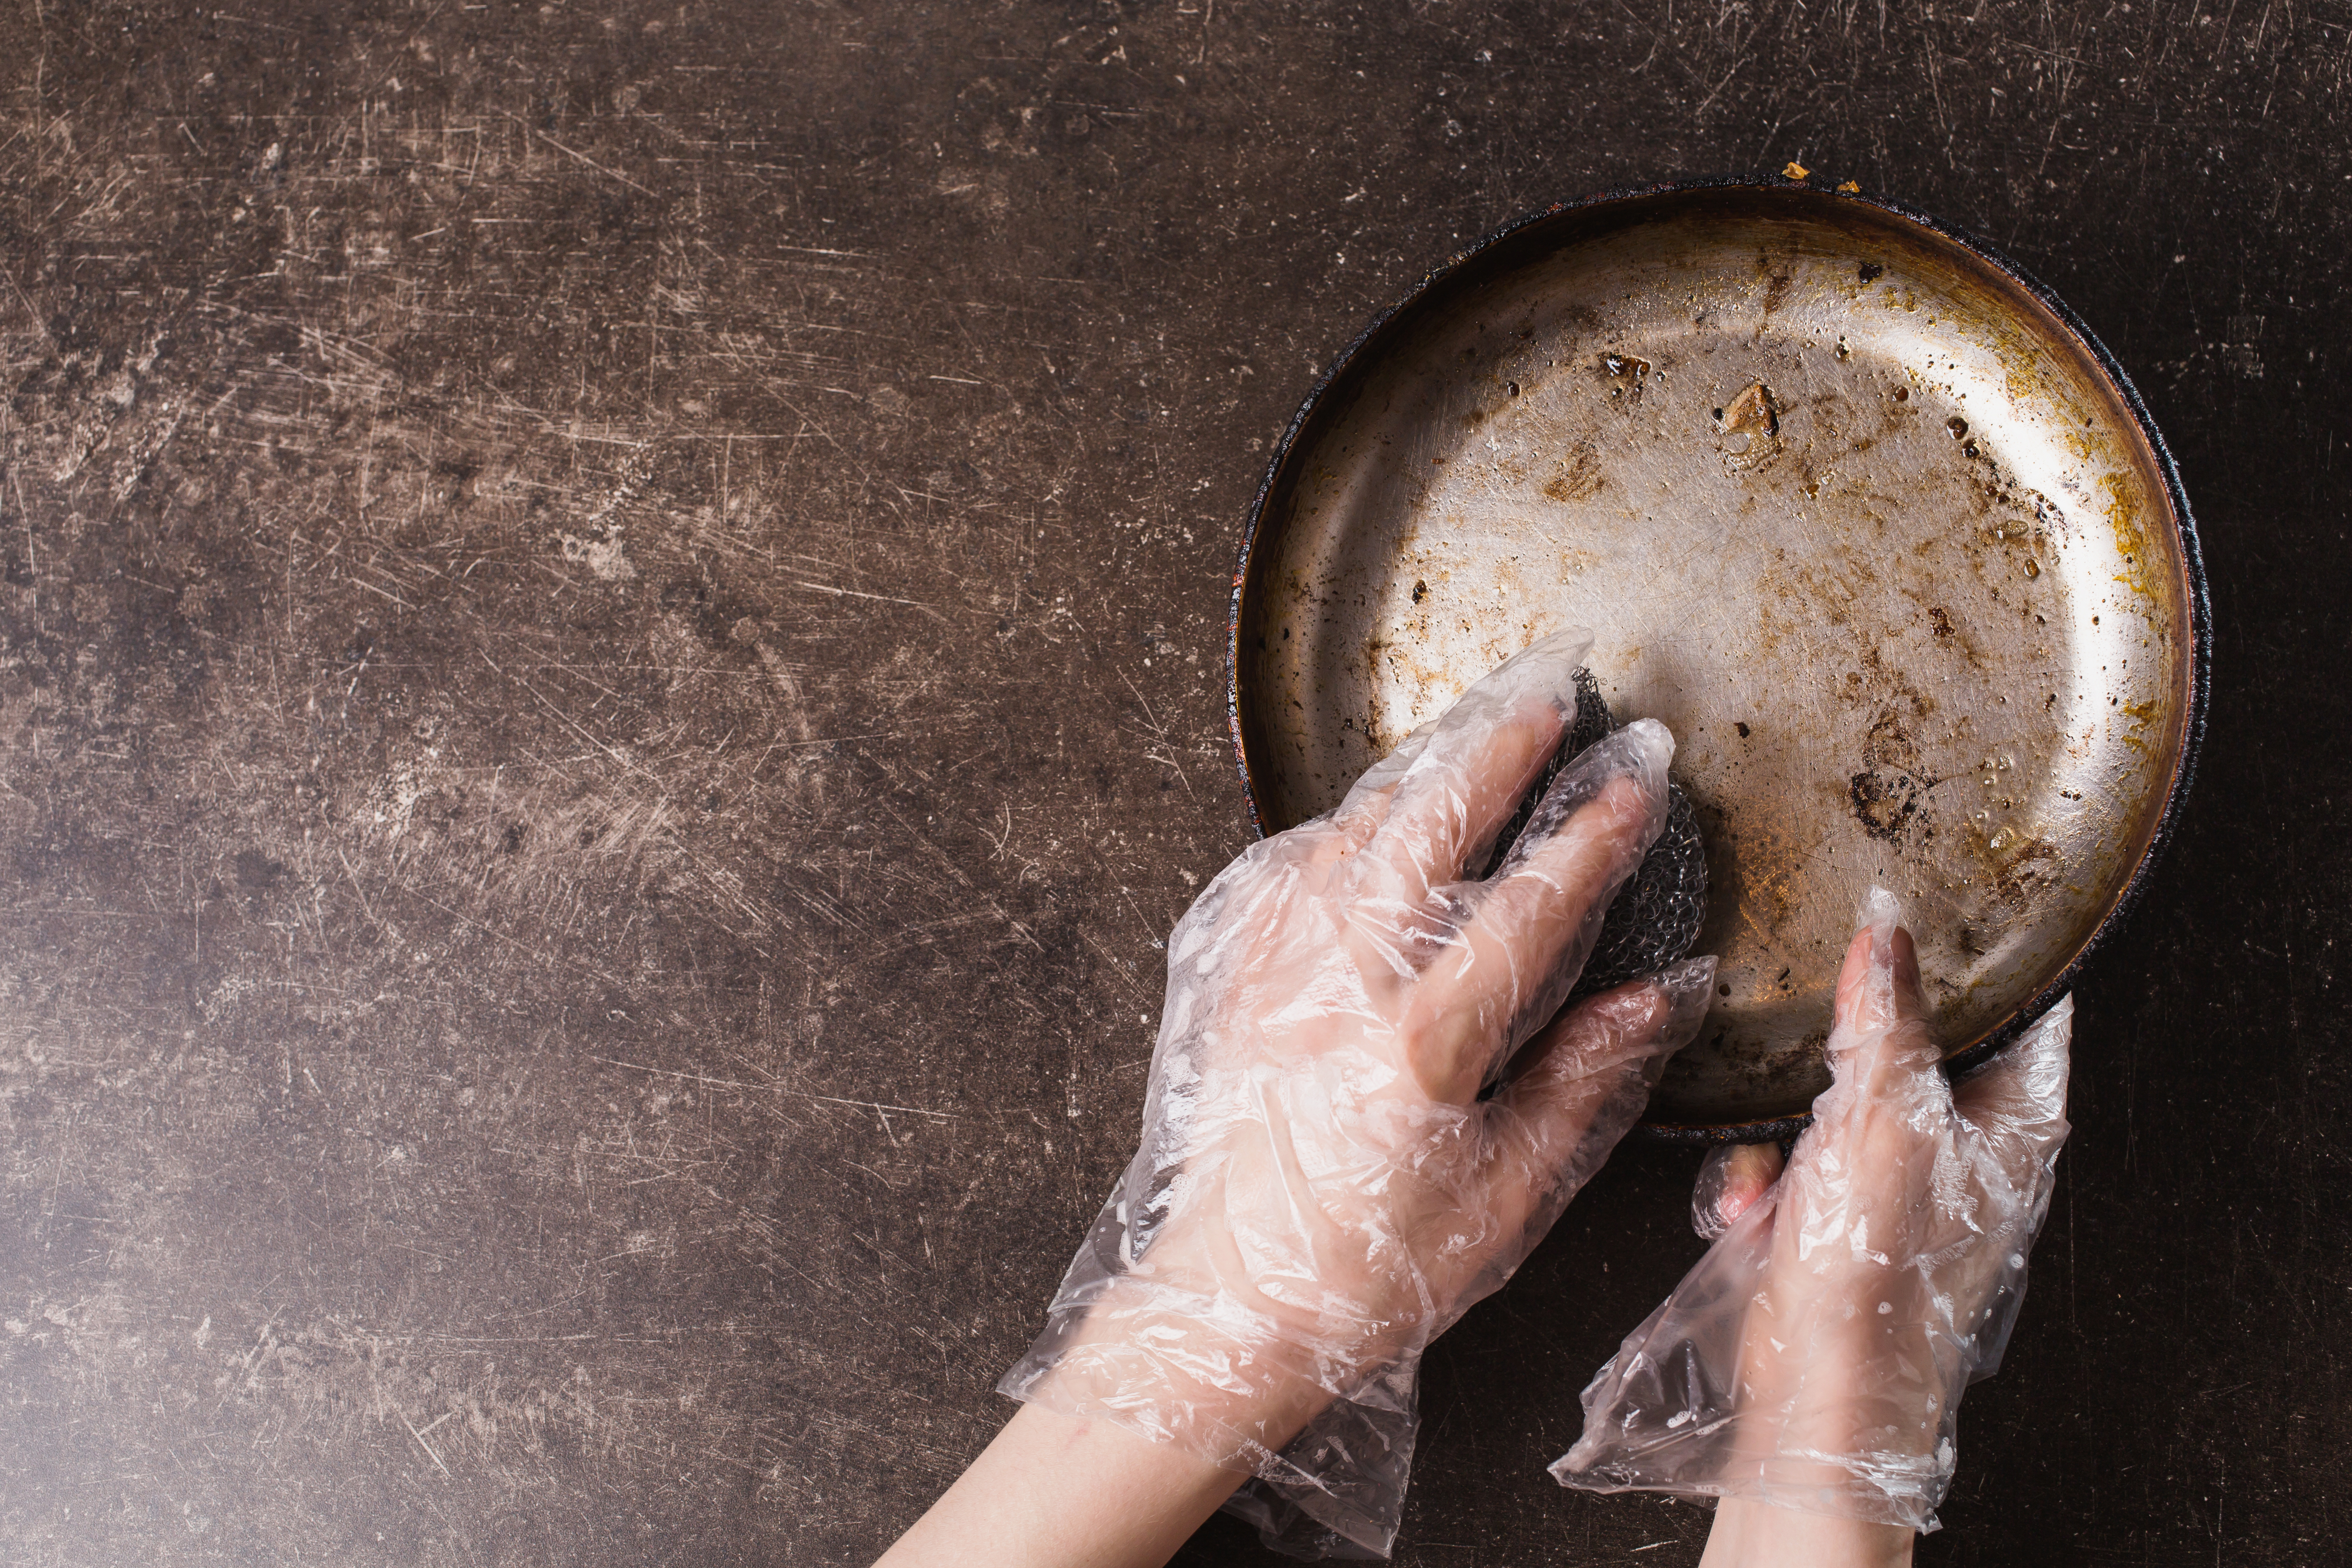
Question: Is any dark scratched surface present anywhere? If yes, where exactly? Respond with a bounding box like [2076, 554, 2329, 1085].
[0, 1, 2344, 1563]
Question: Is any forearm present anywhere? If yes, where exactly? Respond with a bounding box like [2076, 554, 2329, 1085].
[1699, 1498, 1914, 1568]
[875, 1401, 1250, 1568]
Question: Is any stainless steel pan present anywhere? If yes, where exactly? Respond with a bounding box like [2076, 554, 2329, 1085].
[1227, 179, 2207, 1137]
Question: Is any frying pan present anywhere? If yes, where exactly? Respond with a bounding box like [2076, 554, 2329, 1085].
[1227, 178, 2208, 1138]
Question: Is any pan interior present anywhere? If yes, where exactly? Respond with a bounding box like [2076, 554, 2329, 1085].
[1234, 190, 2193, 1128]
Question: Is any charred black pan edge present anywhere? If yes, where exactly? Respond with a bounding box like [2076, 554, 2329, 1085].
[1221, 174, 2211, 1145]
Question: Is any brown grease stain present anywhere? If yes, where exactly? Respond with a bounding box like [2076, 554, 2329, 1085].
[1985, 835, 2063, 913]
[1544, 441, 1605, 502]
[2103, 470, 2154, 598]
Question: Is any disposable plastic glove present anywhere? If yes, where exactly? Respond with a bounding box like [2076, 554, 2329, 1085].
[1690, 1140, 1789, 1243]
[1553, 888, 2072, 1532]
[1000, 628, 1717, 1558]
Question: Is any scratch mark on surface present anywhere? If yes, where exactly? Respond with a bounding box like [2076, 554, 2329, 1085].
[517, 120, 658, 198]
[789, 578, 948, 620]
[400, 1408, 454, 1478]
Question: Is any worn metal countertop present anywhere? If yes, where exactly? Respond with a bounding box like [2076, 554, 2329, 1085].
[0, 4, 2344, 1564]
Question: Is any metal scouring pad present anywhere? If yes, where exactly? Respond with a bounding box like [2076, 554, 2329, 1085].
[1481, 668, 1709, 997]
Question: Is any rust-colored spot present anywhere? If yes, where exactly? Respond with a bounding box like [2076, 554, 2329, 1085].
[1544, 441, 1604, 502]
[1987, 836, 2062, 911]
[1862, 709, 1926, 772]
[2103, 470, 2153, 597]
[1602, 352, 1651, 405]
[1721, 381, 1780, 439]
[1716, 382, 1782, 473]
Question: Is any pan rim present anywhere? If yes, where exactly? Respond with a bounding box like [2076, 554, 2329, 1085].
[1222, 173, 2210, 1143]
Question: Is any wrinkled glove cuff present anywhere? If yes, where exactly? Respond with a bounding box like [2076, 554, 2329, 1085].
[999, 1283, 1423, 1557]
[1553, 1438, 1953, 1533]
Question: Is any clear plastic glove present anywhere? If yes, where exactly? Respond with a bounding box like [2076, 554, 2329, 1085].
[1553, 888, 2072, 1532]
[999, 629, 1717, 1558]
[1690, 1140, 1789, 1243]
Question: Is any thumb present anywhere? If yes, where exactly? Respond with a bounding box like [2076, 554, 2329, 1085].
[1780, 890, 1947, 1266]
[1825, 886, 1941, 1100]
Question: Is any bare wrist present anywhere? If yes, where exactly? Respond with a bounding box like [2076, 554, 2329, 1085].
[1700, 1496, 1915, 1568]
[877, 1402, 1247, 1568]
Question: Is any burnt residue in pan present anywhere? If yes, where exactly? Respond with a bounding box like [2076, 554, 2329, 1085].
[1230, 182, 2207, 1134]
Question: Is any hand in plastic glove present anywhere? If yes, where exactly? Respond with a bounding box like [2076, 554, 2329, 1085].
[991, 628, 1717, 1559]
[1553, 888, 2071, 1548]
